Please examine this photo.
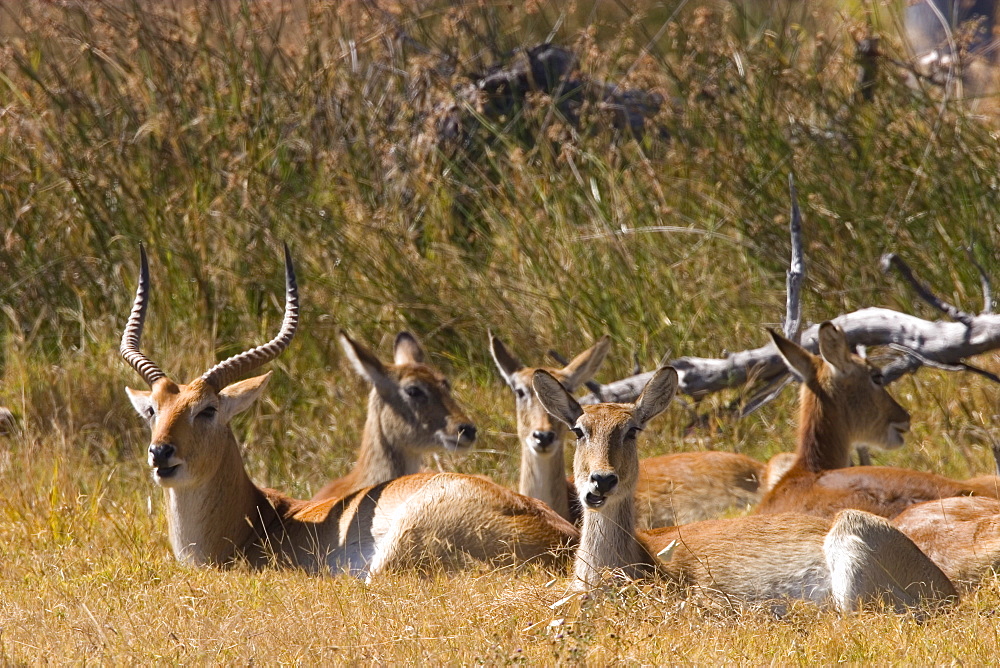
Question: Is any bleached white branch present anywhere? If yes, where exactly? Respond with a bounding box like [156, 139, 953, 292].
[582, 308, 1000, 404]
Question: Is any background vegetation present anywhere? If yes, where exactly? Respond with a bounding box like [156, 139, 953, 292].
[1, 0, 999, 661]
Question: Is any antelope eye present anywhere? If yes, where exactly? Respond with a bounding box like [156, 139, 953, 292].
[871, 372, 884, 386]
[626, 426, 641, 440]
[571, 427, 584, 439]
[198, 406, 217, 420]
[515, 388, 527, 400]
[404, 385, 426, 399]
[145, 407, 155, 419]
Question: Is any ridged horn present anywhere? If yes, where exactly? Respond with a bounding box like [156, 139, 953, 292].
[120, 244, 167, 386]
[200, 243, 299, 391]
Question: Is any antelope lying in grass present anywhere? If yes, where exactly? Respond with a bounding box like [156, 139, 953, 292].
[491, 334, 765, 527]
[311, 331, 477, 502]
[755, 323, 1000, 519]
[122, 246, 577, 578]
[892, 496, 1000, 589]
[890, 441, 1000, 588]
[532, 366, 957, 612]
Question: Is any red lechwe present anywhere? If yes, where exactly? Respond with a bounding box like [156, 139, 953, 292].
[310, 330, 477, 502]
[531, 365, 957, 613]
[121, 246, 577, 580]
[491, 334, 766, 527]
[755, 323, 999, 519]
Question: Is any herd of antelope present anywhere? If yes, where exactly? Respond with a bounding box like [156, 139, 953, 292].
[120, 245, 1000, 615]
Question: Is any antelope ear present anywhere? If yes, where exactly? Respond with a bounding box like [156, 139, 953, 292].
[532, 369, 584, 428]
[393, 331, 425, 365]
[489, 332, 523, 386]
[560, 334, 611, 392]
[219, 372, 271, 422]
[341, 331, 397, 396]
[817, 322, 853, 373]
[125, 386, 154, 419]
[769, 328, 817, 383]
[633, 366, 678, 427]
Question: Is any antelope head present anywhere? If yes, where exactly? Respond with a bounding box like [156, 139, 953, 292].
[490, 333, 610, 457]
[340, 331, 477, 453]
[121, 245, 298, 489]
[533, 366, 679, 511]
[770, 322, 910, 452]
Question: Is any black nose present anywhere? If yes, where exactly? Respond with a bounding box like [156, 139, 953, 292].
[532, 430, 556, 447]
[590, 471, 618, 494]
[149, 443, 175, 466]
[458, 423, 477, 443]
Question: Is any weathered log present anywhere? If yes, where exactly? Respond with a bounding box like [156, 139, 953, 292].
[0, 407, 14, 436]
[445, 43, 665, 143]
[582, 308, 1000, 405]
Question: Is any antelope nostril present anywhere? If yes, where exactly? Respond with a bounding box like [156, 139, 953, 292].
[149, 443, 175, 465]
[532, 430, 556, 447]
[458, 423, 477, 442]
[590, 472, 618, 494]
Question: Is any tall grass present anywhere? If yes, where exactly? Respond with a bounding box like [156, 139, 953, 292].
[1, 0, 999, 661]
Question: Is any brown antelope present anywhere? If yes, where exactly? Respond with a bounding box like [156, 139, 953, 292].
[491, 334, 765, 527]
[122, 246, 577, 579]
[490, 333, 610, 522]
[891, 441, 1000, 587]
[892, 495, 1000, 589]
[532, 366, 957, 612]
[310, 331, 476, 502]
[756, 323, 1000, 519]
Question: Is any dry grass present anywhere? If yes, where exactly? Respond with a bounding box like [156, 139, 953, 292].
[2, 0, 1000, 662]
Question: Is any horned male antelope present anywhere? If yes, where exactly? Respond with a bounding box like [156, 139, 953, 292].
[756, 323, 999, 519]
[122, 246, 577, 578]
[311, 331, 476, 502]
[491, 334, 765, 527]
[532, 366, 957, 612]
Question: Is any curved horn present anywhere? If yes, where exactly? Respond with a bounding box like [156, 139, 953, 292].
[200, 243, 299, 391]
[120, 244, 167, 386]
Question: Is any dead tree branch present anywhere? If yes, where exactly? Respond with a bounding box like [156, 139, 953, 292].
[965, 245, 994, 314]
[582, 307, 1000, 404]
[784, 173, 805, 343]
[888, 343, 1000, 384]
[881, 253, 976, 326]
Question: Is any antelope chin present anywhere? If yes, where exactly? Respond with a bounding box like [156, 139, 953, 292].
[528, 440, 557, 456]
[583, 492, 607, 509]
[152, 463, 184, 486]
[437, 433, 474, 452]
[885, 422, 909, 449]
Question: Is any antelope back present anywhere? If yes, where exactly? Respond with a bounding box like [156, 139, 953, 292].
[490, 334, 610, 456]
[342, 331, 477, 454]
[771, 323, 910, 469]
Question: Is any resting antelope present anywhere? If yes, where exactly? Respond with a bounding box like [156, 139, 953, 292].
[532, 366, 957, 612]
[891, 442, 1000, 588]
[491, 334, 765, 527]
[121, 246, 577, 578]
[311, 331, 476, 502]
[756, 323, 1000, 519]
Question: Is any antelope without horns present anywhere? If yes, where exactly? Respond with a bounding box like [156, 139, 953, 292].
[531, 366, 957, 612]
[121, 246, 576, 579]
[892, 496, 1000, 589]
[490, 333, 764, 527]
[756, 322, 1000, 519]
[892, 441, 1000, 587]
[311, 331, 477, 502]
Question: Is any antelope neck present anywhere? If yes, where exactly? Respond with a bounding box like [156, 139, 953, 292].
[794, 383, 853, 473]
